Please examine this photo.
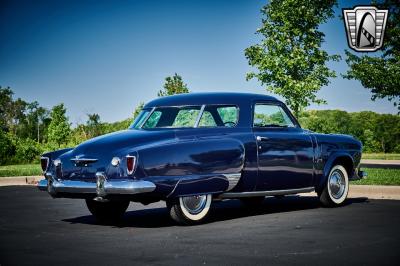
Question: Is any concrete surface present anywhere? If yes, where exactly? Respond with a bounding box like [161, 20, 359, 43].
[0, 186, 399, 265]
[0, 176, 42, 186]
[300, 185, 400, 200]
[360, 159, 400, 169]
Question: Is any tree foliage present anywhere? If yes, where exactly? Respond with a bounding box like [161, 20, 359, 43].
[86, 113, 102, 138]
[299, 110, 400, 153]
[245, 0, 340, 117]
[47, 104, 71, 147]
[158, 73, 189, 97]
[343, 1, 400, 111]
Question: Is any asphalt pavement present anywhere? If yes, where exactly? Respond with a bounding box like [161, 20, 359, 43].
[0, 186, 399, 266]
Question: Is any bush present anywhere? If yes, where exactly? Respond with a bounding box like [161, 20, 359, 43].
[13, 138, 43, 164]
[0, 131, 16, 164]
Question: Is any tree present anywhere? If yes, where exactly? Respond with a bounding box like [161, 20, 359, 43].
[158, 73, 189, 97]
[343, 1, 400, 112]
[245, 0, 340, 117]
[0, 86, 14, 131]
[133, 102, 144, 119]
[0, 131, 15, 165]
[47, 104, 71, 147]
[86, 113, 102, 138]
[24, 101, 49, 142]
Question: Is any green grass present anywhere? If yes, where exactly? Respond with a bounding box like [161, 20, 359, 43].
[0, 164, 41, 177]
[362, 153, 400, 160]
[351, 168, 400, 186]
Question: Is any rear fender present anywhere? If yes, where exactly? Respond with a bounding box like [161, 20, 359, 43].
[138, 138, 245, 197]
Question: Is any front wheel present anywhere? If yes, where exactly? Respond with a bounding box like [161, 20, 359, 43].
[85, 199, 130, 223]
[319, 165, 349, 207]
[167, 194, 212, 225]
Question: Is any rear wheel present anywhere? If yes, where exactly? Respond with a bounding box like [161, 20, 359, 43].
[167, 194, 212, 225]
[85, 199, 130, 223]
[319, 165, 349, 207]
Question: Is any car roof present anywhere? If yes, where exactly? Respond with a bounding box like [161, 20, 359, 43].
[144, 92, 279, 108]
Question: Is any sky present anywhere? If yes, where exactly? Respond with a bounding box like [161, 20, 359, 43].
[0, 0, 397, 125]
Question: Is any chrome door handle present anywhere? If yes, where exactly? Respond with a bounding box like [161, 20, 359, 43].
[256, 136, 269, 142]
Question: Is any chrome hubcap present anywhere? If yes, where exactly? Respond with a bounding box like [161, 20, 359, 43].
[329, 169, 346, 199]
[181, 195, 208, 215]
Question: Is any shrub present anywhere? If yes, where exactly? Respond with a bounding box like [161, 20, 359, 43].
[0, 131, 16, 164]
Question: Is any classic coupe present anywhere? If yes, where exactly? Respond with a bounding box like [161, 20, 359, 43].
[38, 92, 365, 224]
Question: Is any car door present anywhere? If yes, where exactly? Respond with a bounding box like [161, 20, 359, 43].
[253, 102, 314, 191]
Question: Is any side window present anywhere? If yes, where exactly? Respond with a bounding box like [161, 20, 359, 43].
[253, 104, 295, 128]
[198, 111, 217, 127]
[172, 108, 200, 127]
[198, 105, 238, 127]
[217, 106, 238, 127]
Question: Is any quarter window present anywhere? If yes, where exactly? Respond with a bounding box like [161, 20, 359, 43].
[253, 104, 295, 128]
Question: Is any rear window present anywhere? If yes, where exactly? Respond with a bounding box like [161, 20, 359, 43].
[142, 106, 201, 129]
[137, 104, 239, 129]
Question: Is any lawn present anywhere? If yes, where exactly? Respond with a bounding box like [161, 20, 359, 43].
[362, 153, 400, 160]
[351, 168, 400, 186]
[0, 164, 41, 177]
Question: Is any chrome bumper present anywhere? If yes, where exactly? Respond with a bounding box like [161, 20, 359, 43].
[38, 172, 156, 197]
[350, 169, 367, 181]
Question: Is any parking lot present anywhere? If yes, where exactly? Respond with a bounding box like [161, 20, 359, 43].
[0, 186, 399, 265]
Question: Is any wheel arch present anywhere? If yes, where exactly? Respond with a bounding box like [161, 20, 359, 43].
[317, 153, 354, 193]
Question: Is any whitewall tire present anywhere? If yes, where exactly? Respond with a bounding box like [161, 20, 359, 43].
[319, 165, 349, 207]
[167, 194, 212, 225]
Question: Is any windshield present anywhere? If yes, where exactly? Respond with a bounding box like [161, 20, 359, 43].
[130, 109, 151, 129]
[130, 105, 239, 129]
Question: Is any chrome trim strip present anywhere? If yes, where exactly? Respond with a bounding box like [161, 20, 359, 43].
[70, 158, 98, 164]
[166, 179, 181, 198]
[220, 187, 315, 199]
[194, 104, 205, 128]
[223, 173, 241, 191]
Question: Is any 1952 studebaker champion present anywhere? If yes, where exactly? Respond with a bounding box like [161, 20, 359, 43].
[38, 92, 366, 224]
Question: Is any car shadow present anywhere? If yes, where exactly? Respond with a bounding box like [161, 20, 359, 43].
[63, 196, 369, 228]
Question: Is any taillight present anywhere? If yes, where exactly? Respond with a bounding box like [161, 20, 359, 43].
[126, 155, 136, 175]
[40, 157, 49, 172]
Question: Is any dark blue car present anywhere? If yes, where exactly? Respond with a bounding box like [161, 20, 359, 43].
[38, 92, 365, 224]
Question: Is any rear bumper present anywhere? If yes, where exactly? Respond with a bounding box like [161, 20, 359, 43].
[38, 172, 156, 197]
